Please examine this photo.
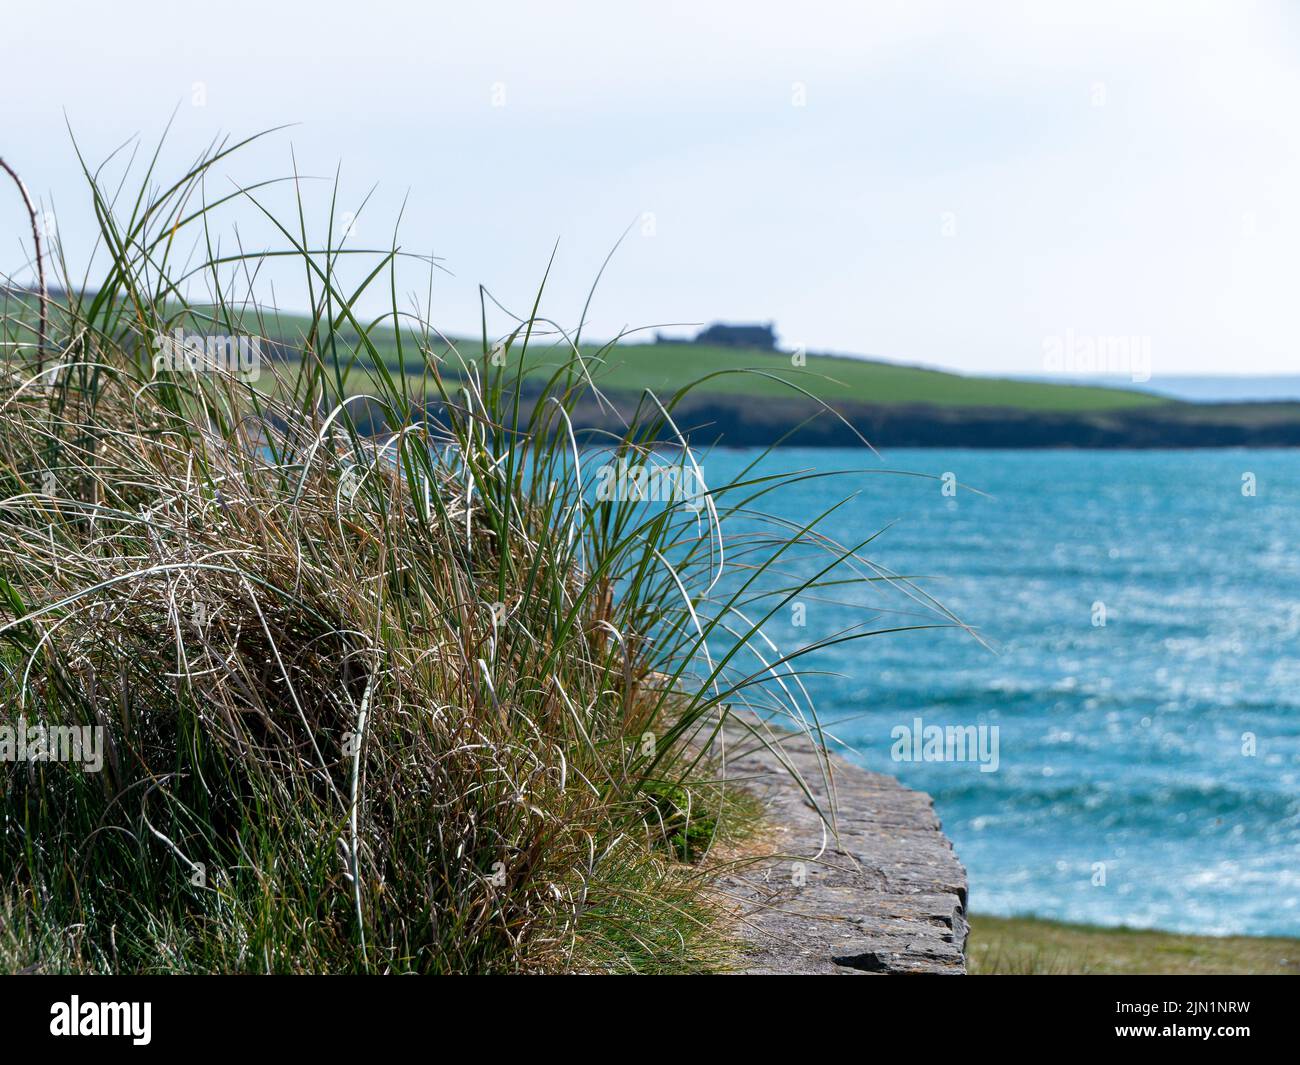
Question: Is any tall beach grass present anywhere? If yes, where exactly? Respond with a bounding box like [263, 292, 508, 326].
[0, 131, 962, 973]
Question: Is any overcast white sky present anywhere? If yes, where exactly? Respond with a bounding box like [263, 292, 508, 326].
[2, 0, 1298, 375]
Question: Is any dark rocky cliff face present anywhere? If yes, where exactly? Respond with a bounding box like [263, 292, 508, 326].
[559, 391, 1300, 449]
[341, 387, 1300, 449]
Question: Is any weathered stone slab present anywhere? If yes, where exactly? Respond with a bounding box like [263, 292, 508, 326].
[720, 726, 968, 974]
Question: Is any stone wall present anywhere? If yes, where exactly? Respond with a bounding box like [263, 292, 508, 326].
[722, 727, 969, 974]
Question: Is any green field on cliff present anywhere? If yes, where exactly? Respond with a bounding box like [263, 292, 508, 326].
[0, 296, 1175, 412]
[516, 340, 1170, 412]
[207, 307, 1170, 412]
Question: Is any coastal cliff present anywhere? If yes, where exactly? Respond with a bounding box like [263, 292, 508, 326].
[350, 388, 1300, 450]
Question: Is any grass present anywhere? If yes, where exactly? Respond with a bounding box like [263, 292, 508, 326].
[238, 313, 1170, 411]
[0, 130, 961, 973]
[969, 915, 1300, 975]
[44, 302, 1164, 412]
[508, 340, 1172, 412]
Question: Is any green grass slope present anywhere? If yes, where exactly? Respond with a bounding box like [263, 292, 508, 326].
[969, 915, 1300, 975]
[0, 296, 1173, 413]
[210, 306, 1169, 413]
[550, 341, 1170, 412]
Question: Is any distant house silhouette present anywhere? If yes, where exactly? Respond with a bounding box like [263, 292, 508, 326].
[656, 322, 778, 350]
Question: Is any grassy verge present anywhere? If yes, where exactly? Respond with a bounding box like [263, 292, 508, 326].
[231, 314, 1171, 411]
[969, 915, 1300, 975]
[0, 131, 958, 973]
[3, 302, 1166, 412]
[323, 332, 1168, 410]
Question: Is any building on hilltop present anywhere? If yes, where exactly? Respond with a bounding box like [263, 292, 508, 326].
[655, 322, 778, 350]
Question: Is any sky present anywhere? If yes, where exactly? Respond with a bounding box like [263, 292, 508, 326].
[2, 0, 1299, 376]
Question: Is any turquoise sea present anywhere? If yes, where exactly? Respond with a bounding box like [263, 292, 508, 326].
[697, 448, 1300, 937]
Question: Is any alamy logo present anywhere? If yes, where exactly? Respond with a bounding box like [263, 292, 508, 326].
[1042, 330, 1151, 383]
[152, 328, 261, 380]
[890, 716, 1000, 773]
[50, 996, 151, 1045]
[593, 458, 705, 511]
[0, 720, 103, 771]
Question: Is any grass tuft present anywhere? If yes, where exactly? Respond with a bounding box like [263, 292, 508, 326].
[0, 130, 957, 973]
